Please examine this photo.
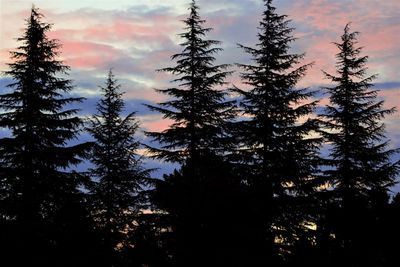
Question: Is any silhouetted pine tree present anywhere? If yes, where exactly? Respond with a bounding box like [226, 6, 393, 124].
[319, 24, 399, 266]
[87, 70, 150, 266]
[146, 1, 238, 266]
[145, 0, 234, 164]
[234, 0, 322, 264]
[0, 6, 92, 265]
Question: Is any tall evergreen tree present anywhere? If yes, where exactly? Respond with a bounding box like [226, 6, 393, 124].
[0, 7, 96, 266]
[0, 1, 84, 248]
[145, 0, 235, 165]
[87, 70, 150, 266]
[319, 24, 399, 266]
[234, 0, 322, 264]
[145, 1, 238, 266]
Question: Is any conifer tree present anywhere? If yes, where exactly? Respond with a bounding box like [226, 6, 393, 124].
[145, 0, 234, 165]
[320, 24, 399, 266]
[234, 0, 321, 264]
[145, 1, 238, 266]
[87, 70, 150, 266]
[0, 6, 90, 263]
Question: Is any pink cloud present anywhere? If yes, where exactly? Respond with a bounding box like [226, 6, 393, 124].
[289, 0, 350, 31]
[145, 120, 172, 132]
[285, 0, 400, 79]
[360, 24, 400, 53]
[288, 0, 398, 32]
[379, 89, 400, 112]
[60, 41, 125, 69]
[0, 49, 11, 69]
[140, 115, 173, 132]
[45, 9, 179, 46]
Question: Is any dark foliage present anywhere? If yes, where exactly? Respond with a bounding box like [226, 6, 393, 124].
[318, 23, 399, 266]
[0, 6, 94, 265]
[233, 0, 322, 264]
[145, 1, 241, 266]
[145, 0, 235, 165]
[0, 3, 399, 267]
[87, 70, 151, 266]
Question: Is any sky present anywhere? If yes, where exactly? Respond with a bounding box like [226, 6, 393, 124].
[1, 0, 400, 188]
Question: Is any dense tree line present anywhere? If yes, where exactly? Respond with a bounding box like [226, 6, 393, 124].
[0, 1, 399, 266]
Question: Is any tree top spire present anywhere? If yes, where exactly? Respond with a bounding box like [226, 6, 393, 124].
[265, 0, 274, 7]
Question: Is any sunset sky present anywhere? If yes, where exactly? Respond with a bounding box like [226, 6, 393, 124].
[1, 0, 400, 188]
